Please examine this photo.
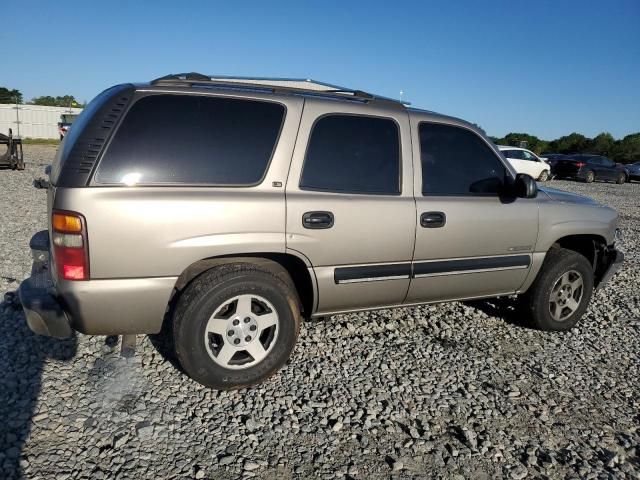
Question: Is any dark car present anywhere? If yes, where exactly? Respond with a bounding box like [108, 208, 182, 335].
[626, 162, 640, 181]
[541, 153, 568, 170]
[552, 154, 627, 184]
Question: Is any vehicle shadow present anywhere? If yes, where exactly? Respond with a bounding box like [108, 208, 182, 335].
[147, 311, 187, 376]
[463, 297, 531, 328]
[0, 298, 77, 480]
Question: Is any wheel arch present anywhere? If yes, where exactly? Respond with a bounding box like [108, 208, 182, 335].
[551, 234, 606, 266]
[520, 233, 610, 294]
[170, 252, 316, 319]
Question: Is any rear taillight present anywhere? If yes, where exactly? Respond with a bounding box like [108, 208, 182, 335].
[51, 210, 89, 280]
[575, 162, 586, 167]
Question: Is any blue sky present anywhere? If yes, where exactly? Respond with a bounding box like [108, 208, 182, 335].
[4, 0, 639, 139]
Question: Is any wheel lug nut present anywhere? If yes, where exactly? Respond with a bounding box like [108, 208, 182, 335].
[227, 330, 234, 336]
[245, 336, 251, 342]
[250, 325, 257, 331]
[244, 317, 251, 323]
[234, 338, 240, 345]
[233, 319, 240, 326]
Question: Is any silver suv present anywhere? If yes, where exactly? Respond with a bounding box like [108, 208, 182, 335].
[19, 73, 624, 389]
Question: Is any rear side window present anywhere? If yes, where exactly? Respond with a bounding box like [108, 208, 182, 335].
[95, 95, 285, 185]
[300, 114, 400, 195]
[419, 123, 507, 196]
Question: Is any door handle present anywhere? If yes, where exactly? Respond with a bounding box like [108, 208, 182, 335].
[302, 211, 334, 229]
[421, 211, 446, 228]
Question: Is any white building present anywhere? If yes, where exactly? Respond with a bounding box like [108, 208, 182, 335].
[0, 104, 83, 139]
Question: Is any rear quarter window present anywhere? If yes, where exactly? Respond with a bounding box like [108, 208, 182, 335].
[50, 85, 127, 186]
[95, 94, 285, 185]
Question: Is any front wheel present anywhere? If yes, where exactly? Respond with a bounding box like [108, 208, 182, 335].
[538, 170, 550, 182]
[173, 263, 301, 389]
[616, 173, 626, 184]
[520, 248, 594, 331]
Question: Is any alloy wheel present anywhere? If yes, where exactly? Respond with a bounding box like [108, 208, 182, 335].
[204, 294, 279, 369]
[549, 270, 584, 322]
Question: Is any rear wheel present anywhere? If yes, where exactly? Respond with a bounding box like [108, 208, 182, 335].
[538, 170, 550, 182]
[520, 248, 593, 331]
[585, 171, 595, 183]
[616, 172, 626, 184]
[173, 262, 301, 389]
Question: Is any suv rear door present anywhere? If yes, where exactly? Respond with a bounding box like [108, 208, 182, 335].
[407, 118, 539, 303]
[285, 98, 415, 315]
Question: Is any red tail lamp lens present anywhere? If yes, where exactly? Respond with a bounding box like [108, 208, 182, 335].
[52, 210, 89, 281]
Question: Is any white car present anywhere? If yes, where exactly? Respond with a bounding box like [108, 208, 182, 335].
[498, 146, 551, 181]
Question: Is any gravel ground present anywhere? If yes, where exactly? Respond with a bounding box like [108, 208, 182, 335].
[1, 145, 638, 480]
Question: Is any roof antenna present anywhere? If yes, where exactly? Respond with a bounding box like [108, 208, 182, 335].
[399, 90, 404, 103]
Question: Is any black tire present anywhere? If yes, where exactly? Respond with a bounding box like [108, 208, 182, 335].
[520, 248, 594, 331]
[584, 171, 595, 183]
[173, 262, 301, 389]
[616, 173, 626, 184]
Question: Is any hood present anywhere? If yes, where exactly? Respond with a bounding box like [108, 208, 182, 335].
[539, 186, 601, 206]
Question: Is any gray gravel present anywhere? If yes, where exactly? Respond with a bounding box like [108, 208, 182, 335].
[1, 145, 639, 479]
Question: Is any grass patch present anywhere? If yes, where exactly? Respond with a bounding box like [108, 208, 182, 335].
[20, 138, 60, 146]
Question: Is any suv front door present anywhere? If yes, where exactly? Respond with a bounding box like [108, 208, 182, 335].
[407, 119, 539, 303]
[285, 99, 416, 315]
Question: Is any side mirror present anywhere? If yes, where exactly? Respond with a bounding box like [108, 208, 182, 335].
[514, 173, 538, 198]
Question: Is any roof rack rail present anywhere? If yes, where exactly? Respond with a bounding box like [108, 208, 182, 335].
[149, 73, 409, 106]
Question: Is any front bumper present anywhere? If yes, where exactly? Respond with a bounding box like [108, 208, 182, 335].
[596, 247, 624, 289]
[18, 231, 72, 338]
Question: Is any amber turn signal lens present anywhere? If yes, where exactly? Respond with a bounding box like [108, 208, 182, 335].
[52, 213, 82, 233]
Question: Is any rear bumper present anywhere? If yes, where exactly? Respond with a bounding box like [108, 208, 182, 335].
[19, 262, 73, 338]
[597, 247, 624, 289]
[19, 231, 72, 338]
[20, 231, 177, 337]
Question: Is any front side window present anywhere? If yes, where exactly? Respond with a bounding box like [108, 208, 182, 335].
[419, 123, 507, 196]
[522, 150, 538, 161]
[300, 114, 401, 195]
[95, 94, 285, 185]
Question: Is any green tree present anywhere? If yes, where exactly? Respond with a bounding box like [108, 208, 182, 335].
[548, 133, 589, 154]
[494, 133, 548, 154]
[31, 95, 83, 107]
[588, 132, 615, 156]
[611, 133, 640, 164]
[0, 87, 23, 104]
